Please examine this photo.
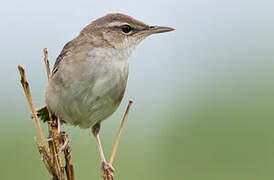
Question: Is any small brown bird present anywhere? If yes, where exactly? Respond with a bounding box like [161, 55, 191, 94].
[38, 13, 174, 179]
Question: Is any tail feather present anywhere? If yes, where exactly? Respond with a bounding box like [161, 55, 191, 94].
[36, 106, 57, 122]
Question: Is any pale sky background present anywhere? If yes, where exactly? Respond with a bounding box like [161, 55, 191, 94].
[1, 0, 273, 124]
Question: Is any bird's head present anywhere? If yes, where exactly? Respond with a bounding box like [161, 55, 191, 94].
[81, 13, 174, 51]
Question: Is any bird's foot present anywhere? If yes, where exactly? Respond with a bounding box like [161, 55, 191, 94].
[47, 132, 69, 153]
[101, 161, 114, 180]
[59, 134, 70, 153]
[47, 132, 62, 142]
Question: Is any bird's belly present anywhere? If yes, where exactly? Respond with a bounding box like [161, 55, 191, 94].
[65, 85, 124, 128]
[46, 59, 129, 128]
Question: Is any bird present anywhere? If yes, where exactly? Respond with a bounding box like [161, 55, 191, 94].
[37, 13, 174, 179]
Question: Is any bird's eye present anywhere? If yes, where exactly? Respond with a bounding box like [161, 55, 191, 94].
[121, 25, 132, 33]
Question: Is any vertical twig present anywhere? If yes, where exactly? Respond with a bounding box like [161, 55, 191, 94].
[109, 100, 133, 165]
[35, 137, 53, 174]
[62, 133, 74, 180]
[17, 65, 50, 155]
[43, 48, 64, 172]
[43, 48, 51, 80]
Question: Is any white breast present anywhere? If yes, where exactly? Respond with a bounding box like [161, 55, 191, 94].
[46, 47, 130, 128]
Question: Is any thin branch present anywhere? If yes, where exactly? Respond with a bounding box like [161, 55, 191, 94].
[109, 100, 133, 165]
[17, 65, 50, 154]
[43, 48, 51, 80]
[35, 137, 53, 174]
[42, 49, 64, 173]
[62, 133, 74, 180]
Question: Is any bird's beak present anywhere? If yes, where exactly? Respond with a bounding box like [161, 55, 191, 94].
[147, 26, 175, 34]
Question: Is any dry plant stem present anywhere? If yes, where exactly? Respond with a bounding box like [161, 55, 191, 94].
[18, 65, 63, 179]
[62, 134, 74, 180]
[35, 137, 52, 174]
[44, 49, 65, 179]
[44, 48, 51, 80]
[43, 48, 74, 180]
[17, 65, 49, 154]
[43, 48, 64, 171]
[109, 100, 133, 165]
[47, 118, 66, 180]
[35, 137, 61, 179]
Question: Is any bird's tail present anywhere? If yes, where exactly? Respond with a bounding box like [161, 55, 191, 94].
[36, 106, 57, 122]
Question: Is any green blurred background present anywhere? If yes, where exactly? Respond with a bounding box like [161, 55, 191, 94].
[1, 0, 274, 179]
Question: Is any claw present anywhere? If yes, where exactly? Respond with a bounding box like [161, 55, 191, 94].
[59, 135, 70, 153]
[101, 161, 114, 180]
[47, 133, 62, 142]
[47, 132, 69, 153]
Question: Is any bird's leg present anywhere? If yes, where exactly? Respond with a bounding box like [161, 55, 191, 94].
[92, 123, 114, 180]
[56, 118, 70, 152]
[48, 118, 69, 153]
[48, 117, 62, 141]
[57, 117, 61, 136]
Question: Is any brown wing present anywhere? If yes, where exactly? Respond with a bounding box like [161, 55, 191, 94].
[52, 40, 75, 75]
